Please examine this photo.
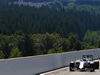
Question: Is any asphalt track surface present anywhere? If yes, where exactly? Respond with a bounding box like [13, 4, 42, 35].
[40, 60, 100, 75]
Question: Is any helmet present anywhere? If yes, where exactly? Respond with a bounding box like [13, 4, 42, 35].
[83, 57, 86, 61]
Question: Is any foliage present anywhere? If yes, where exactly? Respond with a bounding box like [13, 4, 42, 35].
[68, 33, 81, 50]
[9, 47, 22, 58]
[83, 30, 100, 48]
[1, 1, 100, 40]
[0, 1, 100, 59]
[0, 50, 5, 59]
[0, 30, 99, 59]
[0, 31, 85, 59]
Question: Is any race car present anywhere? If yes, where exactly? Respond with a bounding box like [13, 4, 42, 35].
[69, 55, 99, 72]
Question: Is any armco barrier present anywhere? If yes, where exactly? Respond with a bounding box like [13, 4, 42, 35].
[0, 49, 100, 75]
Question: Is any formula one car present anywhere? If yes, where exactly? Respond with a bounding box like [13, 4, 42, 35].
[69, 55, 99, 72]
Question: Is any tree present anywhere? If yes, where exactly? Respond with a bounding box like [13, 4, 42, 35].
[0, 35, 11, 58]
[0, 50, 5, 59]
[68, 33, 81, 50]
[24, 34, 35, 56]
[62, 38, 70, 52]
[83, 30, 100, 47]
[9, 47, 22, 58]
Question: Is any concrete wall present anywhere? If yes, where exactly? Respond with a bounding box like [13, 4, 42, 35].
[0, 49, 100, 75]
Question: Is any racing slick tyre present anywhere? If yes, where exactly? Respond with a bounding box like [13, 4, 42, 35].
[69, 62, 75, 71]
[90, 63, 95, 72]
[94, 61, 99, 69]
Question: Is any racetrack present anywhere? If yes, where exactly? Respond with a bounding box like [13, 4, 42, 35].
[40, 60, 100, 75]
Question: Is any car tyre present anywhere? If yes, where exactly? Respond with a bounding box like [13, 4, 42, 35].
[94, 61, 99, 69]
[90, 63, 95, 72]
[69, 62, 75, 71]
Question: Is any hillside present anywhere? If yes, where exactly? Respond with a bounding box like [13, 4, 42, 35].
[0, 1, 100, 39]
[0, 0, 100, 58]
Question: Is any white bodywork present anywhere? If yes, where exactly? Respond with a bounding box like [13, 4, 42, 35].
[79, 62, 85, 69]
[75, 59, 92, 70]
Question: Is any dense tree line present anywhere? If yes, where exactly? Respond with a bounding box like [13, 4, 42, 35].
[0, 31, 98, 59]
[65, 3, 100, 15]
[1, 1, 100, 39]
[0, 31, 82, 59]
[83, 30, 100, 48]
[0, 30, 99, 59]
[0, 1, 100, 59]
